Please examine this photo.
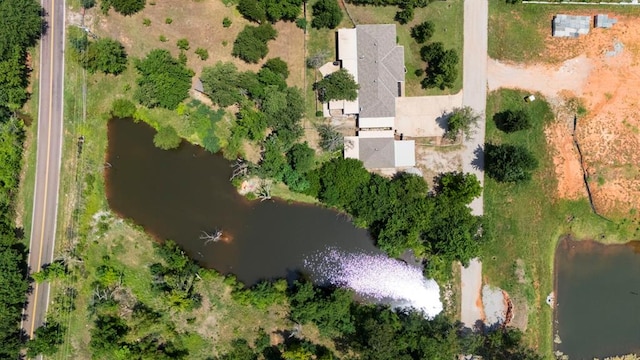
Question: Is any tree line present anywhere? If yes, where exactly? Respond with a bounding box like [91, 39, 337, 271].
[0, 0, 44, 358]
[82, 240, 541, 359]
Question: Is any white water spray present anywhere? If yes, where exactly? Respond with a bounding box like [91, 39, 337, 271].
[304, 249, 443, 319]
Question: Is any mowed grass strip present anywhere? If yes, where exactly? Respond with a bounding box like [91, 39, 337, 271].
[481, 89, 633, 357]
[345, 0, 463, 96]
[489, 2, 640, 63]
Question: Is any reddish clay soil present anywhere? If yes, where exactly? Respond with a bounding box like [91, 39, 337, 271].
[562, 16, 640, 217]
[491, 14, 640, 218]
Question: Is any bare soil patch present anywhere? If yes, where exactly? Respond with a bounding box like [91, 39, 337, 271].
[489, 15, 640, 217]
[88, 1, 305, 88]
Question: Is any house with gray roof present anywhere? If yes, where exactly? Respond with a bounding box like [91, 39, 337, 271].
[552, 14, 591, 38]
[334, 24, 415, 170]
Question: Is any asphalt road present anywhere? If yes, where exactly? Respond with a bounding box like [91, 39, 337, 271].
[460, 0, 489, 329]
[22, 0, 66, 340]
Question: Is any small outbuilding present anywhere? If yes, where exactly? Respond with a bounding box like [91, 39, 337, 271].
[552, 14, 591, 38]
[595, 14, 617, 29]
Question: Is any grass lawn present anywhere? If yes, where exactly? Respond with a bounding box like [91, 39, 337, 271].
[345, 1, 463, 96]
[482, 89, 636, 357]
[488, 2, 640, 63]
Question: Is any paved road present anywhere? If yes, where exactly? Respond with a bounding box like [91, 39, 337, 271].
[460, 0, 488, 329]
[22, 0, 66, 340]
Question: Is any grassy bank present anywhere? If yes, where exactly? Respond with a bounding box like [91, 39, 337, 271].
[489, 2, 640, 63]
[481, 89, 636, 356]
[345, 0, 463, 96]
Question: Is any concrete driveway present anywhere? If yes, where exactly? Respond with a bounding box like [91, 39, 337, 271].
[395, 93, 463, 138]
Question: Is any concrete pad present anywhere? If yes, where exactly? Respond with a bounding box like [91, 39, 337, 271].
[395, 93, 463, 138]
[319, 62, 340, 77]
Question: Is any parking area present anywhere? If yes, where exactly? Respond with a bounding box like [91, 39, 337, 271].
[394, 93, 463, 138]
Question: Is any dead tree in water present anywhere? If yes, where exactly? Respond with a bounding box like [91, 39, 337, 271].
[257, 181, 272, 201]
[230, 158, 249, 181]
[200, 229, 223, 245]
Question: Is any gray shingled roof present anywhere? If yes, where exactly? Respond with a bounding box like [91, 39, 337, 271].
[356, 25, 405, 119]
[359, 138, 395, 168]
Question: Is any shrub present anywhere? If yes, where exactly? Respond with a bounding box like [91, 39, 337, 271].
[81, 0, 96, 9]
[153, 126, 182, 150]
[159, 35, 167, 42]
[223, 17, 232, 27]
[493, 109, 532, 133]
[165, 17, 173, 24]
[394, 7, 414, 24]
[111, 0, 145, 15]
[111, 99, 136, 118]
[295, 18, 307, 30]
[176, 38, 190, 51]
[195, 47, 209, 60]
[142, 18, 151, 26]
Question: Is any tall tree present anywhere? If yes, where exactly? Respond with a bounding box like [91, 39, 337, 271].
[110, 0, 146, 15]
[83, 38, 128, 75]
[485, 142, 538, 183]
[200, 62, 243, 107]
[0, 0, 43, 59]
[411, 20, 435, 44]
[311, 0, 343, 29]
[134, 49, 194, 110]
[27, 322, 66, 357]
[0, 46, 29, 110]
[314, 69, 359, 102]
[232, 24, 277, 63]
[317, 157, 370, 208]
[420, 42, 459, 90]
[445, 106, 480, 141]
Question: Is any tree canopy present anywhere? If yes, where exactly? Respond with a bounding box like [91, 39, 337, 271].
[411, 20, 435, 43]
[83, 38, 128, 75]
[311, 0, 343, 29]
[485, 142, 539, 183]
[0, 0, 43, 59]
[200, 62, 243, 107]
[110, 0, 146, 15]
[314, 69, 359, 102]
[446, 106, 480, 141]
[494, 109, 532, 133]
[134, 49, 194, 110]
[237, 0, 303, 23]
[420, 42, 459, 90]
[232, 24, 278, 64]
[153, 126, 182, 150]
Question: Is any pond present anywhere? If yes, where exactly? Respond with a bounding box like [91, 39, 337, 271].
[105, 118, 380, 285]
[555, 237, 640, 359]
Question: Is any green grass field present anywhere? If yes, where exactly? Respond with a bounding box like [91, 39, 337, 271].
[345, 1, 463, 96]
[481, 89, 636, 356]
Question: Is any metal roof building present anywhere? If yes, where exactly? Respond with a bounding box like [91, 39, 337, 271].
[595, 14, 617, 29]
[552, 14, 591, 38]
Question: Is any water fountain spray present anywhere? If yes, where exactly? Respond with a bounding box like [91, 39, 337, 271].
[305, 248, 443, 319]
